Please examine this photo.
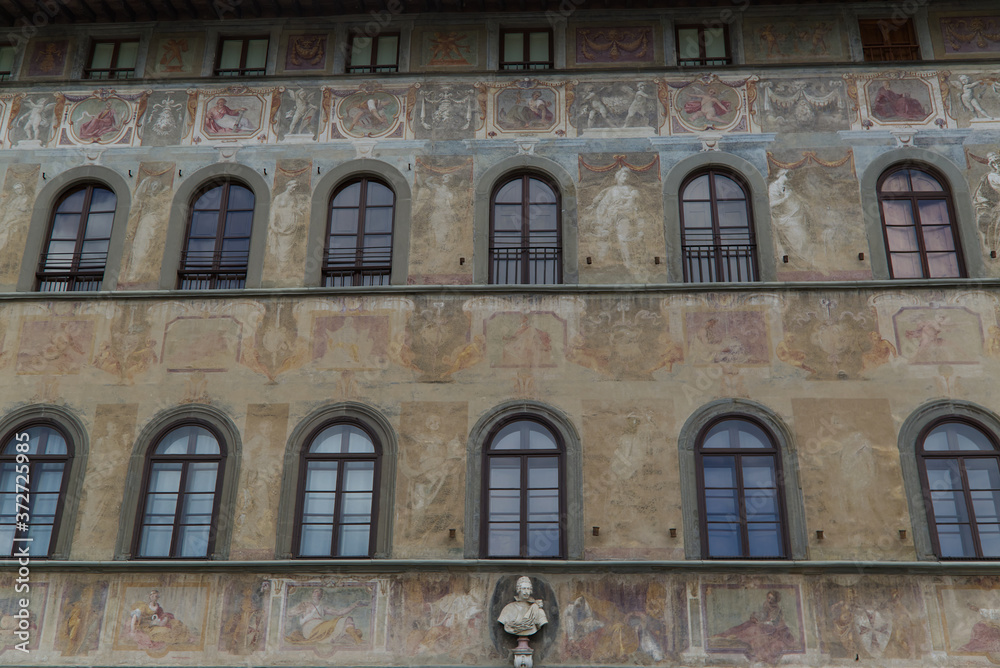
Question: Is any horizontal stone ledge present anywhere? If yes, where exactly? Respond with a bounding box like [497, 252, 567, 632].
[4, 558, 999, 575]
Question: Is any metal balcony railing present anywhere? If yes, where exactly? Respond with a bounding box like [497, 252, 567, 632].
[36, 250, 107, 292]
[178, 250, 248, 289]
[323, 248, 392, 287]
[490, 246, 561, 285]
[682, 243, 757, 283]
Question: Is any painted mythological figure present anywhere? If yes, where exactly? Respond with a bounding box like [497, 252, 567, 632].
[975, 152, 1000, 253]
[284, 588, 367, 645]
[711, 590, 798, 666]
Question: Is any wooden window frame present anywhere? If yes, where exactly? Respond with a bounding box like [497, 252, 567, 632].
[178, 180, 254, 289]
[679, 169, 758, 283]
[499, 28, 554, 71]
[0, 43, 16, 81]
[346, 33, 400, 74]
[918, 418, 1000, 560]
[323, 177, 395, 287]
[859, 18, 920, 62]
[877, 166, 965, 279]
[214, 35, 269, 77]
[292, 419, 382, 558]
[132, 423, 226, 560]
[489, 173, 562, 285]
[675, 23, 732, 67]
[695, 416, 790, 559]
[0, 423, 72, 559]
[83, 38, 139, 80]
[36, 184, 114, 292]
[480, 416, 567, 559]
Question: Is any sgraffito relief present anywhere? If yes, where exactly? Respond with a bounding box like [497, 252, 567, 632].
[140, 91, 186, 146]
[767, 150, 870, 280]
[7, 94, 61, 147]
[0, 580, 46, 655]
[275, 87, 321, 141]
[396, 402, 467, 556]
[0, 164, 39, 286]
[410, 84, 477, 140]
[578, 154, 666, 281]
[742, 18, 845, 63]
[280, 583, 376, 656]
[568, 81, 657, 132]
[17, 319, 95, 375]
[937, 584, 1000, 662]
[113, 585, 208, 657]
[942, 71, 1000, 125]
[218, 579, 271, 655]
[409, 156, 474, 283]
[146, 34, 204, 77]
[816, 581, 928, 660]
[55, 580, 109, 657]
[573, 26, 655, 65]
[119, 162, 175, 289]
[284, 34, 328, 71]
[755, 77, 849, 132]
[561, 578, 671, 663]
[703, 584, 805, 666]
[264, 160, 312, 284]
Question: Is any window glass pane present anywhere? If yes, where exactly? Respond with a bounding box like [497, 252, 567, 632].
[334, 182, 362, 207]
[366, 181, 394, 206]
[745, 489, 779, 522]
[303, 490, 336, 518]
[31, 492, 59, 519]
[683, 201, 712, 232]
[375, 36, 398, 66]
[90, 42, 114, 69]
[910, 170, 943, 191]
[529, 179, 556, 203]
[890, 252, 923, 278]
[351, 37, 373, 67]
[185, 462, 218, 492]
[339, 524, 370, 556]
[952, 424, 996, 451]
[981, 524, 1000, 557]
[85, 212, 114, 239]
[117, 41, 139, 68]
[706, 524, 740, 557]
[747, 523, 783, 557]
[489, 489, 520, 522]
[967, 459, 1000, 490]
[488, 524, 520, 556]
[736, 422, 769, 449]
[742, 456, 777, 488]
[926, 252, 961, 279]
[195, 186, 223, 210]
[364, 208, 393, 235]
[181, 492, 215, 521]
[495, 180, 522, 204]
[340, 492, 373, 522]
[330, 208, 360, 235]
[224, 211, 253, 239]
[925, 459, 961, 489]
[50, 213, 80, 240]
[881, 171, 911, 191]
[494, 205, 523, 232]
[300, 525, 333, 556]
[489, 457, 520, 488]
[683, 174, 710, 200]
[885, 225, 919, 252]
[528, 204, 558, 232]
[0, 526, 13, 556]
[35, 462, 65, 492]
[528, 32, 549, 62]
[677, 28, 701, 61]
[156, 427, 193, 455]
[528, 424, 557, 450]
[503, 33, 523, 62]
[26, 525, 52, 556]
[347, 427, 376, 453]
[703, 456, 736, 487]
[227, 185, 255, 210]
[2, 426, 67, 456]
[705, 488, 738, 521]
[527, 525, 559, 556]
[527, 457, 558, 488]
[219, 40, 243, 70]
[918, 200, 951, 228]
[177, 525, 210, 557]
[305, 460, 338, 492]
[527, 488, 559, 521]
[148, 462, 183, 491]
[88, 187, 116, 212]
[716, 201, 749, 230]
[245, 39, 268, 69]
[714, 175, 744, 200]
[881, 200, 914, 226]
[139, 525, 173, 557]
[343, 461, 374, 491]
[931, 490, 970, 523]
[0, 46, 15, 73]
[936, 523, 975, 558]
[704, 27, 727, 59]
[971, 491, 1000, 523]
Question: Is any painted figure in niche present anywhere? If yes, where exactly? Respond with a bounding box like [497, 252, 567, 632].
[205, 98, 253, 134]
[958, 75, 996, 119]
[56, 582, 107, 656]
[284, 588, 367, 645]
[767, 169, 810, 266]
[123, 175, 170, 283]
[0, 181, 31, 262]
[959, 603, 1000, 655]
[285, 88, 317, 136]
[679, 85, 734, 127]
[711, 590, 797, 666]
[624, 83, 656, 126]
[77, 100, 123, 141]
[150, 96, 183, 136]
[404, 579, 484, 655]
[219, 581, 269, 655]
[760, 24, 781, 56]
[588, 168, 643, 267]
[428, 32, 472, 65]
[129, 589, 195, 650]
[13, 98, 57, 144]
[270, 180, 308, 263]
[975, 152, 1000, 253]
[498, 576, 548, 636]
[871, 80, 928, 121]
[159, 39, 188, 72]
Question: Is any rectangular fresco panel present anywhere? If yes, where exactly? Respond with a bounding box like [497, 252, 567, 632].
[940, 16, 1000, 54]
[280, 582, 376, 655]
[702, 584, 805, 665]
[743, 18, 847, 63]
[573, 26, 655, 65]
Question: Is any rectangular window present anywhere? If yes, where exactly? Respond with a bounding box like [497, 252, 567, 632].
[676, 24, 731, 67]
[347, 33, 399, 73]
[84, 39, 139, 80]
[859, 18, 920, 61]
[0, 44, 15, 81]
[500, 29, 553, 70]
[215, 37, 269, 76]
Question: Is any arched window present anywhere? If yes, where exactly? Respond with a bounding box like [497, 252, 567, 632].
[294, 421, 381, 557]
[324, 177, 395, 286]
[919, 420, 1000, 559]
[37, 184, 115, 291]
[179, 180, 254, 289]
[134, 424, 225, 558]
[680, 170, 757, 283]
[877, 166, 964, 278]
[490, 174, 561, 285]
[696, 417, 788, 558]
[0, 425, 72, 558]
[482, 418, 565, 558]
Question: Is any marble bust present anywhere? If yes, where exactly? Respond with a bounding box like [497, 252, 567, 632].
[498, 576, 548, 637]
